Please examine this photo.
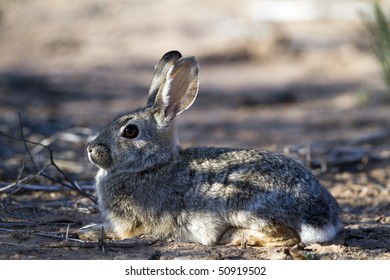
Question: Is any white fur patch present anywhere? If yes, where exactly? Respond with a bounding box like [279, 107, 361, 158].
[300, 224, 337, 244]
[161, 79, 172, 110]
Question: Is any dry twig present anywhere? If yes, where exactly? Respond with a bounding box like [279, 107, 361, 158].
[0, 113, 97, 203]
[0, 227, 149, 249]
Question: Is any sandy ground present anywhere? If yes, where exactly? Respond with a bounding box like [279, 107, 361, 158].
[0, 0, 389, 260]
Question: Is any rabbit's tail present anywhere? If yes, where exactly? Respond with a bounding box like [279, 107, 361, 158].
[299, 221, 342, 244]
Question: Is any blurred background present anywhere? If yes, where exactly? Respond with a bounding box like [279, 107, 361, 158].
[0, 0, 389, 180]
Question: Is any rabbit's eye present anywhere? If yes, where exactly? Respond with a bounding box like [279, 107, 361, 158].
[122, 125, 139, 139]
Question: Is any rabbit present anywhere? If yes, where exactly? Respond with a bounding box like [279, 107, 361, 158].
[86, 50, 342, 247]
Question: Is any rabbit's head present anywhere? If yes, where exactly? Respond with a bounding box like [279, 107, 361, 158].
[87, 51, 199, 172]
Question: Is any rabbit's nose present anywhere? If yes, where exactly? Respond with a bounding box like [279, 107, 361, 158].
[87, 144, 112, 169]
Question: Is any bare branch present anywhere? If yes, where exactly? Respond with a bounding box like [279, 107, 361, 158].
[0, 184, 95, 192]
[0, 227, 150, 249]
[0, 164, 51, 192]
[0, 114, 97, 203]
[10, 161, 26, 194]
[18, 112, 38, 172]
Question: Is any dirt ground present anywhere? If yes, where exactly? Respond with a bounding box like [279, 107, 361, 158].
[0, 0, 389, 260]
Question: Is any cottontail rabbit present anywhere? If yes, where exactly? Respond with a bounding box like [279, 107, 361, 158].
[86, 50, 341, 247]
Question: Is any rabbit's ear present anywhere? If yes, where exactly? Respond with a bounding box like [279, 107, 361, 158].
[146, 50, 182, 107]
[154, 56, 199, 125]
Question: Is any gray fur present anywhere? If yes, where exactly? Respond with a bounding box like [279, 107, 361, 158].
[87, 51, 342, 246]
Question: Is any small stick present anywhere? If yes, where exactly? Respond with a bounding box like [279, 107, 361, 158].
[99, 224, 106, 253]
[18, 112, 38, 172]
[0, 117, 97, 203]
[65, 224, 70, 242]
[0, 221, 77, 227]
[0, 184, 94, 192]
[0, 164, 51, 192]
[43, 240, 143, 249]
[0, 227, 85, 243]
[11, 161, 26, 194]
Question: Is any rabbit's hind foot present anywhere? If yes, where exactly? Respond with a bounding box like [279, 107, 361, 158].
[218, 226, 300, 247]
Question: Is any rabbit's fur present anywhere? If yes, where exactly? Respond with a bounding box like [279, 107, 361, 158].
[87, 50, 342, 247]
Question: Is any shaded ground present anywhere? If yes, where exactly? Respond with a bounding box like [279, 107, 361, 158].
[0, 0, 389, 259]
